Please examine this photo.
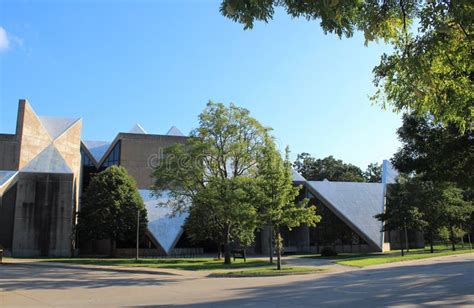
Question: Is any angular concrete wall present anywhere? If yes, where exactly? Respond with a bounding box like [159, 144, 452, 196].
[0, 183, 17, 249]
[52, 119, 82, 217]
[53, 119, 82, 176]
[118, 133, 187, 189]
[12, 173, 75, 257]
[16, 100, 53, 169]
[0, 134, 19, 170]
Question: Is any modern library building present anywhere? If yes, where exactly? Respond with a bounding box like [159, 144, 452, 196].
[0, 100, 423, 257]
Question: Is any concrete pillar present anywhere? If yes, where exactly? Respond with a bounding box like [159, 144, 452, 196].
[296, 224, 310, 252]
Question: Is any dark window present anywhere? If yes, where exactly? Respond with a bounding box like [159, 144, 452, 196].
[100, 141, 121, 168]
[81, 148, 95, 167]
[308, 197, 367, 247]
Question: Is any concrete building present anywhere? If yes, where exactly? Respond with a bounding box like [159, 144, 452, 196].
[0, 100, 81, 257]
[0, 100, 422, 257]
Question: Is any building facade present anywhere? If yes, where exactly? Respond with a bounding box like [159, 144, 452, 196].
[0, 100, 81, 257]
[0, 100, 423, 257]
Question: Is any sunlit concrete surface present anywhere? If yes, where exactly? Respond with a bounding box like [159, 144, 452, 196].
[0, 254, 473, 307]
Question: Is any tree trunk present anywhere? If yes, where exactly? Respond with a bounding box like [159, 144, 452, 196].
[224, 242, 231, 264]
[404, 225, 410, 252]
[467, 233, 472, 250]
[109, 239, 116, 257]
[269, 227, 274, 264]
[217, 244, 222, 260]
[450, 226, 456, 251]
[224, 228, 231, 265]
[429, 230, 434, 253]
[275, 231, 283, 270]
[399, 229, 405, 257]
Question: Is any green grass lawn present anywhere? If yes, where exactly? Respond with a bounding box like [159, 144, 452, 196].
[209, 266, 326, 277]
[292, 244, 473, 267]
[335, 247, 473, 267]
[40, 257, 272, 271]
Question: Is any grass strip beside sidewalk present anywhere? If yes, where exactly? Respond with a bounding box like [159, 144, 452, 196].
[334, 248, 473, 267]
[39, 257, 272, 271]
[209, 266, 326, 277]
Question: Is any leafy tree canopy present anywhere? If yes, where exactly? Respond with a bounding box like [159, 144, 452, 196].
[221, 0, 473, 130]
[153, 101, 268, 264]
[392, 112, 473, 190]
[375, 175, 426, 234]
[364, 162, 382, 183]
[257, 139, 320, 269]
[376, 174, 473, 252]
[77, 166, 148, 252]
[293, 153, 380, 182]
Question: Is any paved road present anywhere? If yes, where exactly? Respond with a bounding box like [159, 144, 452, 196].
[1, 254, 473, 307]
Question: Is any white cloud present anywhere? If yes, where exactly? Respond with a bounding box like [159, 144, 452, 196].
[0, 27, 10, 51]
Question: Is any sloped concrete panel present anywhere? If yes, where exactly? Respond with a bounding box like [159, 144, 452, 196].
[292, 169, 306, 182]
[166, 126, 184, 136]
[39, 116, 80, 140]
[82, 140, 112, 163]
[129, 124, 147, 134]
[307, 181, 384, 250]
[0, 170, 17, 188]
[139, 190, 188, 254]
[21, 145, 73, 174]
[53, 119, 82, 175]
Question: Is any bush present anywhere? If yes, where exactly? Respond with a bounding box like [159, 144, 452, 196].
[321, 247, 338, 257]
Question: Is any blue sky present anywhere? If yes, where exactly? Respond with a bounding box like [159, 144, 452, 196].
[0, 0, 401, 169]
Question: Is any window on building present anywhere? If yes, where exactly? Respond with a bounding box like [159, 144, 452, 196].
[81, 148, 95, 167]
[100, 141, 121, 168]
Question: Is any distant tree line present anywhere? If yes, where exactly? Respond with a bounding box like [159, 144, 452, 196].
[293, 154, 382, 183]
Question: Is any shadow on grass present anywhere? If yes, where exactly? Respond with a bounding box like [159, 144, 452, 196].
[40, 258, 272, 271]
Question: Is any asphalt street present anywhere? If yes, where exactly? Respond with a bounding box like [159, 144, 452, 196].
[1, 253, 473, 307]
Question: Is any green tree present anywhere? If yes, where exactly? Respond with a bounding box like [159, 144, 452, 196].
[375, 176, 426, 256]
[194, 177, 259, 259]
[77, 166, 148, 256]
[257, 140, 320, 270]
[293, 153, 365, 182]
[438, 183, 473, 251]
[364, 162, 382, 183]
[392, 112, 473, 249]
[393, 112, 473, 190]
[184, 199, 226, 259]
[418, 183, 444, 253]
[221, 0, 473, 130]
[153, 101, 268, 264]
